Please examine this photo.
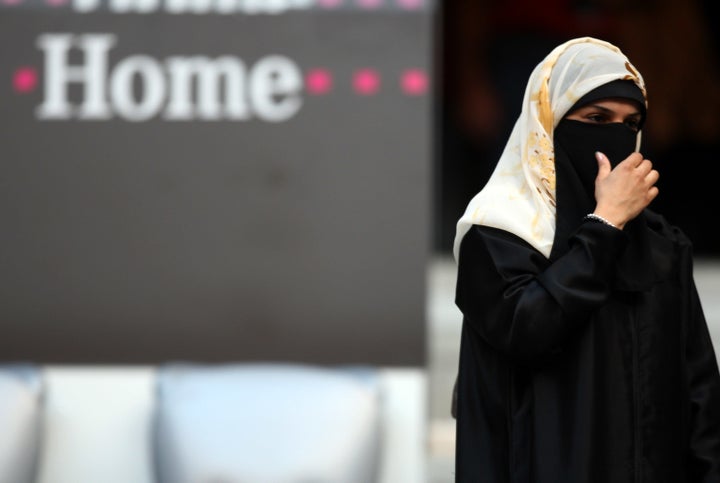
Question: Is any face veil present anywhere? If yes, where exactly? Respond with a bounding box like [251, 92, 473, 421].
[554, 118, 639, 201]
[554, 78, 646, 200]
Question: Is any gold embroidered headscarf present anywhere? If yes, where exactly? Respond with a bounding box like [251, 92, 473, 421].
[453, 37, 647, 260]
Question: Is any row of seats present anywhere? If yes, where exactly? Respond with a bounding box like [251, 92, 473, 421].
[0, 362, 426, 483]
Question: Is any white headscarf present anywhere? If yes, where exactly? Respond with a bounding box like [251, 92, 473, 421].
[453, 37, 647, 261]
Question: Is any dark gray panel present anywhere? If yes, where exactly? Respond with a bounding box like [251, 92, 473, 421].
[0, 11, 431, 365]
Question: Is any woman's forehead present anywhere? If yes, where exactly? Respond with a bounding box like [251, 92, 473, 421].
[568, 97, 644, 115]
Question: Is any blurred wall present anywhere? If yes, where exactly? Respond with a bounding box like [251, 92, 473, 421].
[437, 0, 720, 256]
[0, 0, 434, 365]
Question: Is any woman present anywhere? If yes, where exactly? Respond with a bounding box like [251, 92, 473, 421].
[453, 37, 720, 482]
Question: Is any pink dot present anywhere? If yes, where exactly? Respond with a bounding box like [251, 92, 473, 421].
[356, 0, 381, 8]
[3, 0, 23, 6]
[13, 67, 38, 94]
[401, 69, 428, 95]
[353, 69, 380, 96]
[396, 0, 422, 8]
[305, 69, 333, 95]
[317, 0, 341, 7]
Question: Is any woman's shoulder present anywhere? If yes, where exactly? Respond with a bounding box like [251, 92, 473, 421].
[462, 224, 540, 252]
[458, 224, 551, 273]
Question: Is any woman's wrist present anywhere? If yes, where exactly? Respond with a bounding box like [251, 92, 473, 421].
[590, 206, 627, 230]
[585, 212, 623, 230]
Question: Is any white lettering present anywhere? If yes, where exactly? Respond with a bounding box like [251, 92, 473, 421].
[110, 0, 160, 13]
[110, 56, 166, 122]
[36, 34, 304, 123]
[250, 55, 302, 122]
[73, 0, 314, 14]
[73, 0, 100, 13]
[165, 0, 212, 14]
[165, 56, 249, 120]
[240, 0, 285, 14]
[36, 34, 116, 120]
[214, 0, 235, 13]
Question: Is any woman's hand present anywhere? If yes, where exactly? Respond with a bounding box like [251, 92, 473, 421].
[593, 151, 659, 229]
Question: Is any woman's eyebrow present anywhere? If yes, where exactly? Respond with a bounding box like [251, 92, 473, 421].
[587, 104, 642, 117]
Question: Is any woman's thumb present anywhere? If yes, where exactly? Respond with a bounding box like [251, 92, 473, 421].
[595, 151, 611, 179]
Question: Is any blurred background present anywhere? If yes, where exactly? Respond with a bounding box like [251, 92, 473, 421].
[0, 0, 718, 481]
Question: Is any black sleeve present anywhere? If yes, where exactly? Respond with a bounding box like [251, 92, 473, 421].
[455, 222, 627, 361]
[686, 276, 720, 482]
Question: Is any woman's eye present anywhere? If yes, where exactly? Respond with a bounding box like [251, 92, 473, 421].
[624, 119, 640, 131]
[586, 114, 606, 123]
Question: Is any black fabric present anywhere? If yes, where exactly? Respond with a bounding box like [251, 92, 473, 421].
[454, 215, 720, 482]
[553, 119, 638, 199]
[453, 71, 720, 481]
[550, 118, 655, 293]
